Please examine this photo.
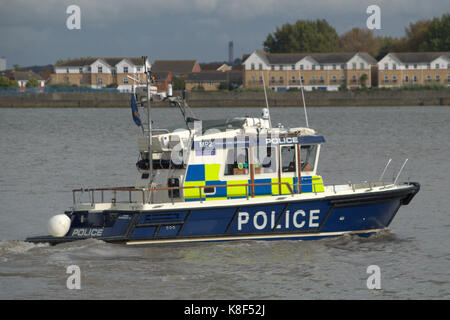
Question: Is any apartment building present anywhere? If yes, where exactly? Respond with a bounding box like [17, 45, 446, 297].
[378, 52, 450, 87]
[51, 57, 151, 91]
[243, 50, 377, 91]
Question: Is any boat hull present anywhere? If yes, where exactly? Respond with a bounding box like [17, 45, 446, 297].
[26, 182, 420, 245]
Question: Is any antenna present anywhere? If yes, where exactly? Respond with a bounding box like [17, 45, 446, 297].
[298, 71, 309, 128]
[143, 56, 153, 186]
[378, 158, 392, 181]
[261, 72, 272, 128]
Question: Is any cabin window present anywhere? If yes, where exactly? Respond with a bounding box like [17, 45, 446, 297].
[255, 147, 277, 174]
[225, 147, 249, 176]
[281, 145, 296, 172]
[300, 145, 317, 171]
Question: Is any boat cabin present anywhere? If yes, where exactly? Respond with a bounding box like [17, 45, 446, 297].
[135, 116, 325, 204]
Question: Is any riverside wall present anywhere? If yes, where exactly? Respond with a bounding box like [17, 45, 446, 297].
[0, 90, 449, 108]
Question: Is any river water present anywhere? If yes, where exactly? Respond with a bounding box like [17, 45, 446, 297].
[0, 106, 448, 299]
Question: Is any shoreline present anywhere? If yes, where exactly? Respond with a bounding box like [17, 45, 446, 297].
[0, 90, 449, 108]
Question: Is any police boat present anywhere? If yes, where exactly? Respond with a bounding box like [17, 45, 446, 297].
[26, 67, 420, 246]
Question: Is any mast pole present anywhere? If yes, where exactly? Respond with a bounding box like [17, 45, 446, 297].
[261, 72, 272, 128]
[299, 71, 309, 128]
[143, 56, 153, 187]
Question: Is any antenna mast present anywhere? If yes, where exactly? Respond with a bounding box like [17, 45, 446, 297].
[299, 71, 309, 128]
[143, 56, 153, 186]
[261, 72, 272, 128]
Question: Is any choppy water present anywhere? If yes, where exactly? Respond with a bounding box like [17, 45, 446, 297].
[0, 106, 449, 299]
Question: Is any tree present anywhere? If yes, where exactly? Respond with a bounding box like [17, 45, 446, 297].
[420, 13, 450, 51]
[359, 74, 368, 88]
[0, 76, 18, 88]
[26, 78, 39, 88]
[263, 19, 339, 53]
[339, 28, 381, 57]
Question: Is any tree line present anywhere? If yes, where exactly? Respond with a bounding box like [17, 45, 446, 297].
[263, 13, 449, 60]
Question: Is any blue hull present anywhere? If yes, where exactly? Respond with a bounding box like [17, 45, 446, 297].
[26, 183, 420, 245]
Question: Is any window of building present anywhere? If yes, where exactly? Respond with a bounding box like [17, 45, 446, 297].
[351, 74, 357, 83]
[447, 74, 450, 82]
[447, 64, 450, 69]
[392, 75, 397, 83]
[393, 64, 396, 70]
[352, 63, 357, 70]
[384, 75, 389, 82]
[259, 63, 263, 70]
[291, 75, 296, 83]
[413, 75, 418, 83]
[404, 75, 409, 83]
[435, 74, 440, 82]
[270, 76, 275, 84]
[319, 75, 324, 83]
[88, 66, 91, 72]
[250, 76, 255, 83]
[255, 146, 277, 174]
[279, 65, 283, 71]
[123, 77, 128, 84]
[427, 63, 431, 69]
[360, 62, 364, 69]
[341, 64, 345, 70]
[384, 63, 388, 70]
[300, 65, 304, 70]
[137, 67, 141, 72]
[98, 66, 102, 73]
[300, 75, 304, 83]
[251, 63, 255, 70]
[225, 147, 249, 176]
[258, 76, 263, 84]
[320, 65, 324, 70]
[426, 75, 431, 82]
[66, 68, 69, 73]
[312, 65, 316, 70]
[414, 64, 418, 69]
[79, 67, 83, 74]
[340, 75, 345, 82]
[332, 64, 336, 70]
[435, 63, 440, 69]
[97, 77, 103, 85]
[112, 68, 116, 75]
[405, 64, 409, 69]
[331, 75, 336, 83]
[311, 75, 316, 83]
[279, 76, 284, 84]
[291, 65, 295, 70]
[281, 145, 296, 173]
[271, 65, 275, 71]
[123, 66, 128, 73]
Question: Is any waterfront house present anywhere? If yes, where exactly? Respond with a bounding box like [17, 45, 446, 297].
[377, 52, 450, 87]
[243, 50, 377, 91]
[185, 71, 243, 91]
[51, 57, 151, 91]
[151, 60, 201, 77]
[1, 69, 45, 90]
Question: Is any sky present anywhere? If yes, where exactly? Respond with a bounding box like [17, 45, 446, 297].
[0, 0, 448, 68]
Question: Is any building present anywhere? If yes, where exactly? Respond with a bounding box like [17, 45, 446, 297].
[185, 71, 242, 91]
[377, 52, 450, 87]
[152, 71, 172, 91]
[1, 70, 45, 89]
[51, 57, 151, 91]
[151, 60, 201, 77]
[243, 50, 377, 91]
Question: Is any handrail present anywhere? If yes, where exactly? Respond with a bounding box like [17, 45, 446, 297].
[72, 181, 297, 206]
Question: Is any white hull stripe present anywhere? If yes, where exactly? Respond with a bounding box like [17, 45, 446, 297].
[125, 228, 385, 245]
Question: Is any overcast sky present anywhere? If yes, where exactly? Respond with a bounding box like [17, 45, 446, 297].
[0, 0, 448, 68]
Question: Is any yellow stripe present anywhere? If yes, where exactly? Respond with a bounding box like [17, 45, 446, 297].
[183, 181, 205, 199]
[271, 178, 294, 195]
[205, 164, 221, 181]
[227, 180, 248, 197]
